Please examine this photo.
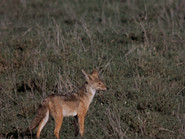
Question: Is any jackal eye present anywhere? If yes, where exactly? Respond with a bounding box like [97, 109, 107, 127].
[98, 82, 101, 85]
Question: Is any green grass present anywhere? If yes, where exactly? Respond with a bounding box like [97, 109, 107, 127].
[0, 0, 185, 138]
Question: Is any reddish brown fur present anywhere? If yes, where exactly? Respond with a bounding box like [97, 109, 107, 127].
[25, 69, 108, 139]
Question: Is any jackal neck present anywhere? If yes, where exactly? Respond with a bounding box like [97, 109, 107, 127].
[84, 83, 96, 103]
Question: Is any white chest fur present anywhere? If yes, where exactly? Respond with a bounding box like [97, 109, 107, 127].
[88, 88, 96, 103]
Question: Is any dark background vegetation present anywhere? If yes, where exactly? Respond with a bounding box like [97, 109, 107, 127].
[0, 0, 185, 138]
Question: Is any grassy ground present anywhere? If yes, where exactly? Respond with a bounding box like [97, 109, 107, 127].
[0, 0, 185, 138]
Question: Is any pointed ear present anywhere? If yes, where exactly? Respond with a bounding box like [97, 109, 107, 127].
[91, 69, 98, 77]
[82, 70, 92, 81]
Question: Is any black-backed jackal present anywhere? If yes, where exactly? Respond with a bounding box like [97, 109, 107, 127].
[25, 69, 108, 139]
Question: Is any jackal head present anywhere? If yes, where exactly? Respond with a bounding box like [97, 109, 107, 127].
[82, 69, 108, 91]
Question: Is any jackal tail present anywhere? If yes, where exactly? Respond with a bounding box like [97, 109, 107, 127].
[25, 101, 48, 133]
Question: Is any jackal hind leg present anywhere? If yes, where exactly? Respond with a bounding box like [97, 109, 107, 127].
[36, 110, 49, 139]
[54, 112, 63, 139]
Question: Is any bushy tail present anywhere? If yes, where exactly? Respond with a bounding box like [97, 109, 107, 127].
[25, 101, 48, 133]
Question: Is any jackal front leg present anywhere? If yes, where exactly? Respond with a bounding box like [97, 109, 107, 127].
[78, 115, 85, 136]
[74, 115, 79, 136]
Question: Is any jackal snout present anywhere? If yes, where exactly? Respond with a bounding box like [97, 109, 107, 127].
[97, 81, 108, 91]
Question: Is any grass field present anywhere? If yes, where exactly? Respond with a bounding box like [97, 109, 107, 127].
[0, 0, 185, 138]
